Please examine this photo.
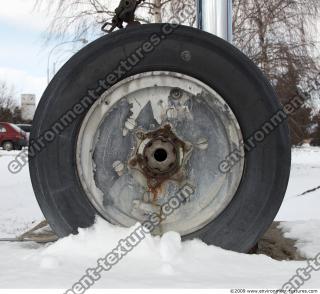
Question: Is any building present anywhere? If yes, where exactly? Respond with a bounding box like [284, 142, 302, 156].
[21, 94, 36, 121]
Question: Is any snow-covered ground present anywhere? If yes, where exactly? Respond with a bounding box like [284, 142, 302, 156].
[0, 147, 319, 289]
[0, 151, 43, 238]
[276, 146, 320, 222]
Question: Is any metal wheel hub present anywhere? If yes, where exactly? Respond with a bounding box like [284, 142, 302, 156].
[77, 71, 244, 236]
[129, 124, 192, 190]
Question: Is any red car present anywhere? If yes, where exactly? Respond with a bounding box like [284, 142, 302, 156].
[0, 122, 28, 151]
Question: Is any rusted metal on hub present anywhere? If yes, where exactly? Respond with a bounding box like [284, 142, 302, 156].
[129, 124, 193, 197]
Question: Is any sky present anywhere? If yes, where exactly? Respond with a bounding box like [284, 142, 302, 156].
[0, 0, 97, 104]
[0, 0, 52, 102]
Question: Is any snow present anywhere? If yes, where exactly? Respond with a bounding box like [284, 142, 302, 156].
[0, 147, 320, 289]
[281, 220, 320, 259]
[276, 146, 320, 222]
[0, 151, 43, 238]
[1, 217, 320, 289]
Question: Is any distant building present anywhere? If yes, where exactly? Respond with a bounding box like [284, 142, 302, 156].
[21, 94, 36, 121]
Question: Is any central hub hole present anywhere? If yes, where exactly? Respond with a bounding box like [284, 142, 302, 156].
[154, 148, 168, 162]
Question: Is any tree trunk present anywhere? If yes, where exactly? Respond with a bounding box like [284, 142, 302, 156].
[153, 0, 162, 23]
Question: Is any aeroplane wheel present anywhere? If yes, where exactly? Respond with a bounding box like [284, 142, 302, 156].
[29, 24, 291, 252]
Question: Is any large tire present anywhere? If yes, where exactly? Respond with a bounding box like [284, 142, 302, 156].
[29, 24, 291, 253]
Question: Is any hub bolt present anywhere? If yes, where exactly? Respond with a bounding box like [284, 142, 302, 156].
[113, 161, 125, 176]
[196, 138, 209, 150]
[171, 88, 183, 100]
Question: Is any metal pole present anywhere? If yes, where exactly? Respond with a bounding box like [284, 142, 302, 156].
[197, 0, 233, 43]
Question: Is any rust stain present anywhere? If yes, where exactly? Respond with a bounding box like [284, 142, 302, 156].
[129, 123, 191, 219]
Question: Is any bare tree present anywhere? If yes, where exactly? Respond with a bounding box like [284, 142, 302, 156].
[0, 81, 16, 111]
[165, 0, 196, 26]
[310, 112, 320, 146]
[35, 0, 196, 43]
[233, 0, 320, 145]
[0, 81, 18, 122]
[35, 0, 115, 43]
[233, 0, 320, 95]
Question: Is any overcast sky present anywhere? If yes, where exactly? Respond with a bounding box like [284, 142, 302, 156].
[0, 0, 52, 102]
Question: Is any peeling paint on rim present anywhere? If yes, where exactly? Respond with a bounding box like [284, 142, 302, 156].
[76, 71, 245, 236]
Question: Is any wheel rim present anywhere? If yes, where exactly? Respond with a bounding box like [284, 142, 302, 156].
[4, 142, 13, 151]
[77, 71, 245, 236]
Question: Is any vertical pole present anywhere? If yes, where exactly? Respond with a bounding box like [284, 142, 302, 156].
[197, 0, 233, 43]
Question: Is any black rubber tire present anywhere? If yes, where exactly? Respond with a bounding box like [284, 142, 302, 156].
[29, 24, 291, 253]
[14, 144, 23, 151]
